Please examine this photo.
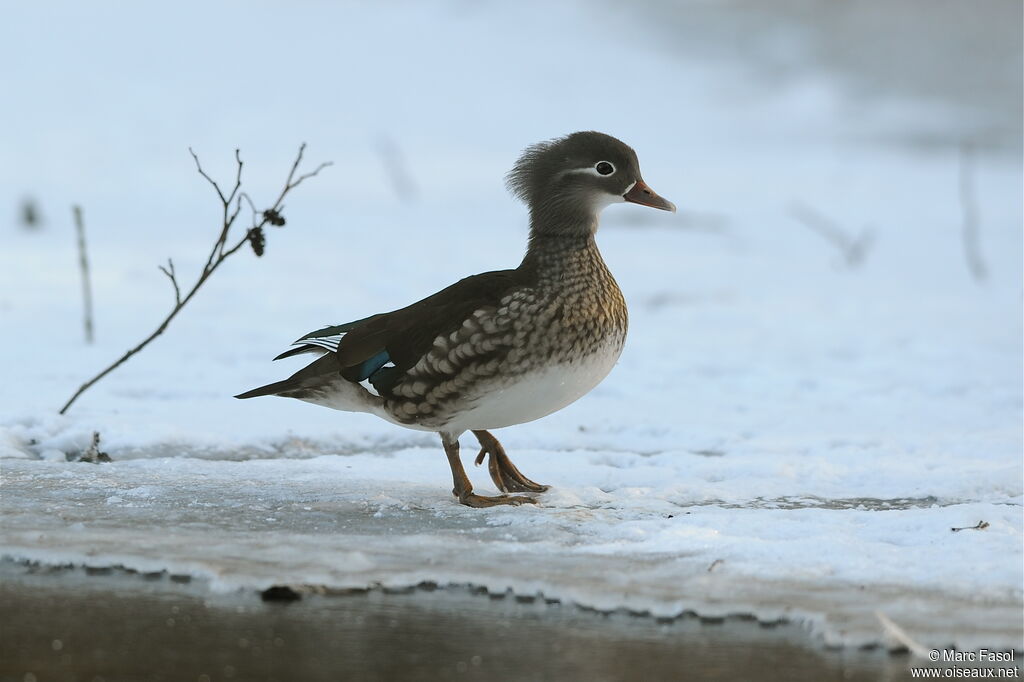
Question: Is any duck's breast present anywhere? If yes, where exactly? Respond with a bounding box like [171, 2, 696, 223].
[442, 333, 625, 432]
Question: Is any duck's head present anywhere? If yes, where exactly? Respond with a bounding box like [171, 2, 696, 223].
[507, 131, 675, 232]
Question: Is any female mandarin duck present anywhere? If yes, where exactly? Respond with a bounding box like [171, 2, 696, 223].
[237, 131, 675, 507]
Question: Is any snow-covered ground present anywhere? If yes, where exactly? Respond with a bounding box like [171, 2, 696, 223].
[1, 0, 1021, 652]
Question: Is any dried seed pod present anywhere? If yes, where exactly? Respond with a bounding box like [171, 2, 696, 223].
[263, 208, 286, 226]
[248, 227, 266, 257]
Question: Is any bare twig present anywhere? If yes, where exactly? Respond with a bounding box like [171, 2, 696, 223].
[789, 202, 874, 268]
[951, 520, 989, 532]
[277, 143, 333, 204]
[72, 205, 95, 344]
[958, 143, 988, 282]
[239, 191, 258, 220]
[58, 145, 331, 415]
[188, 147, 229, 204]
[157, 258, 181, 305]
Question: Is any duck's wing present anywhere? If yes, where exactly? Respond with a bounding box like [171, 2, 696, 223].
[275, 268, 531, 388]
[340, 268, 532, 388]
[272, 314, 380, 360]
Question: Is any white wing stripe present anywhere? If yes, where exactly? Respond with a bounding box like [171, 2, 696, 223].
[299, 335, 343, 351]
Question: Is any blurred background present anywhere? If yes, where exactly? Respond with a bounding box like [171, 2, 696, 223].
[0, 0, 1020, 452]
[3, 0, 1019, 242]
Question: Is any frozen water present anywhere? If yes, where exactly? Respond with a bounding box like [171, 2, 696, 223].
[2, 453, 1020, 650]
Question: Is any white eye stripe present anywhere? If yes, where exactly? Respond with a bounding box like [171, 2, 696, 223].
[559, 161, 617, 179]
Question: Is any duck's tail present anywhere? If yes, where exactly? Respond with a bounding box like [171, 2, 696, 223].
[235, 353, 388, 418]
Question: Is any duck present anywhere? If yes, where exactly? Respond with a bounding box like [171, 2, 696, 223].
[236, 131, 675, 507]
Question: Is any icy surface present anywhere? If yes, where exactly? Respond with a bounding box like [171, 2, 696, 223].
[1, 0, 1021, 652]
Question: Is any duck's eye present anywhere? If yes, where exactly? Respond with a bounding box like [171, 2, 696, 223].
[595, 161, 615, 176]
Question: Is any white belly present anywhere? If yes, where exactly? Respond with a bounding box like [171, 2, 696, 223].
[442, 341, 623, 433]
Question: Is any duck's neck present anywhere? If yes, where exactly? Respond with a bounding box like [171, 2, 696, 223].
[519, 207, 602, 274]
[520, 228, 597, 272]
[517, 214, 627, 332]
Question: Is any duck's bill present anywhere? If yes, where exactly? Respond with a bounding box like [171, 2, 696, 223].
[623, 180, 676, 212]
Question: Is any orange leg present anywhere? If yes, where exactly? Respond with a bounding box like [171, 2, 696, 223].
[441, 432, 537, 507]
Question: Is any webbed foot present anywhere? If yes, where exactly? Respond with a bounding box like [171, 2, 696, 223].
[455, 491, 538, 508]
[472, 430, 550, 494]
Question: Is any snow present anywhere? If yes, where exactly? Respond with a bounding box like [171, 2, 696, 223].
[1, 0, 1021, 653]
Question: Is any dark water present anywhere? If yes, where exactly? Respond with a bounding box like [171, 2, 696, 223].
[0, 562, 924, 682]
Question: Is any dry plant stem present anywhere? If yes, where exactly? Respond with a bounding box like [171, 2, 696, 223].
[950, 520, 989, 532]
[958, 143, 988, 282]
[875, 611, 931, 659]
[375, 134, 418, 203]
[73, 205, 95, 344]
[789, 201, 873, 268]
[58, 145, 332, 415]
[78, 431, 111, 463]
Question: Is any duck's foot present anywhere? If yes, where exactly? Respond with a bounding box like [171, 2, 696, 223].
[441, 431, 540, 508]
[472, 430, 550, 494]
[455, 491, 538, 508]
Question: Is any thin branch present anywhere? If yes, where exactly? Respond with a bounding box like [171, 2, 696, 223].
[270, 142, 333, 209]
[227, 194, 244, 231]
[239, 191, 258, 222]
[958, 143, 988, 282]
[217, 149, 245, 261]
[58, 144, 331, 415]
[188, 147, 227, 205]
[225, 148, 243, 206]
[290, 161, 334, 191]
[72, 205, 95, 344]
[282, 143, 308, 191]
[190, 148, 242, 269]
[223, 233, 256, 259]
[157, 258, 181, 306]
